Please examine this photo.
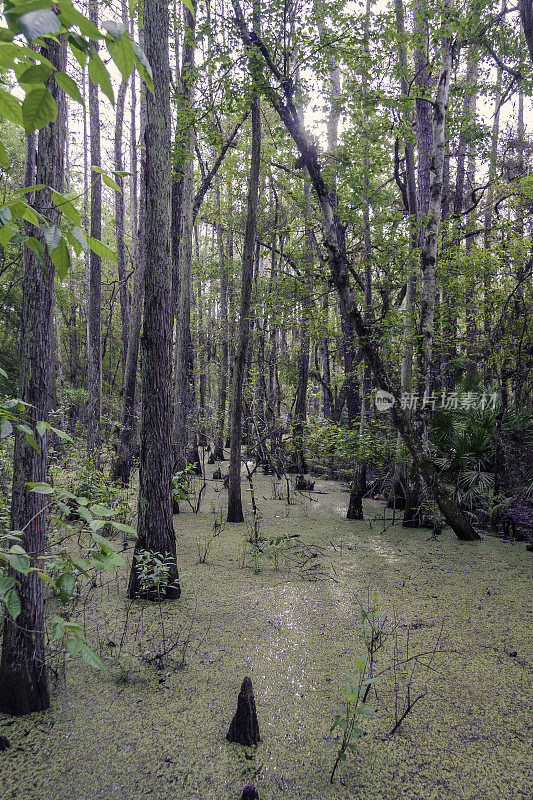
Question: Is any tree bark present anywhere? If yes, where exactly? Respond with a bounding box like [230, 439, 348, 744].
[112, 98, 146, 486]
[172, 0, 200, 474]
[87, 2, 102, 471]
[213, 184, 229, 461]
[289, 182, 312, 474]
[128, 0, 180, 599]
[114, 77, 129, 364]
[227, 4, 262, 523]
[347, 0, 373, 520]
[0, 37, 66, 715]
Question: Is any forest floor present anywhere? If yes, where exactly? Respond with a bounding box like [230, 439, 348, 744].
[0, 467, 532, 800]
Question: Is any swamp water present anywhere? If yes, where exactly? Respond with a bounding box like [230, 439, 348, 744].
[0, 469, 531, 799]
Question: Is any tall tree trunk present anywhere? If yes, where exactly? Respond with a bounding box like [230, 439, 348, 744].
[172, 0, 200, 474]
[393, 0, 419, 512]
[320, 295, 333, 419]
[87, 2, 102, 470]
[0, 38, 66, 715]
[347, 0, 373, 520]
[483, 42, 502, 386]
[112, 98, 146, 486]
[115, 78, 129, 363]
[213, 184, 229, 461]
[128, 0, 180, 599]
[289, 182, 312, 474]
[227, 3, 262, 523]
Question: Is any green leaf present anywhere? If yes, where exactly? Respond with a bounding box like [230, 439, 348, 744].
[36, 420, 47, 437]
[51, 190, 81, 226]
[182, 0, 196, 19]
[88, 236, 117, 263]
[18, 9, 61, 43]
[81, 645, 106, 672]
[0, 223, 14, 247]
[69, 225, 88, 253]
[28, 482, 54, 494]
[4, 588, 21, 621]
[54, 71, 84, 105]
[88, 52, 114, 105]
[109, 32, 134, 82]
[57, 1, 100, 39]
[18, 63, 53, 85]
[88, 519, 106, 532]
[0, 89, 23, 126]
[110, 521, 137, 535]
[22, 87, 57, 135]
[56, 572, 76, 604]
[51, 614, 66, 641]
[67, 32, 88, 69]
[50, 234, 70, 280]
[49, 425, 72, 441]
[1, 419, 13, 438]
[354, 705, 379, 716]
[91, 532, 117, 552]
[89, 503, 116, 517]
[102, 21, 127, 41]
[43, 222, 62, 253]
[0, 206, 12, 226]
[0, 575, 16, 595]
[102, 173, 122, 194]
[24, 430, 40, 451]
[66, 636, 83, 656]
[131, 40, 153, 93]
[0, 43, 19, 69]
[77, 506, 93, 523]
[0, 140, 9, 167]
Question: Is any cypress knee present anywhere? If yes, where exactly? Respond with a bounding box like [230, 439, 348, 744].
[226, 676, 260, 746]
[241, 786, 259, 800]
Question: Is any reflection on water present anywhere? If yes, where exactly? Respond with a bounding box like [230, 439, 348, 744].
[367, 537, 401, 565]
[253, 584, 319, 702]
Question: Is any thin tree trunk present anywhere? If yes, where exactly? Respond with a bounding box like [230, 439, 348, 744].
[227, 2, 262, 523]
[87, 2, 102, 470]
[347, 0, 373, 520]
[289, 182, 312, 474]
[213, 184, 229, 461]
[483, 47, 502, 386]
[112, 99, 146, 486]
[172, 0, 200, 474]
[115, 78, 129, 363]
